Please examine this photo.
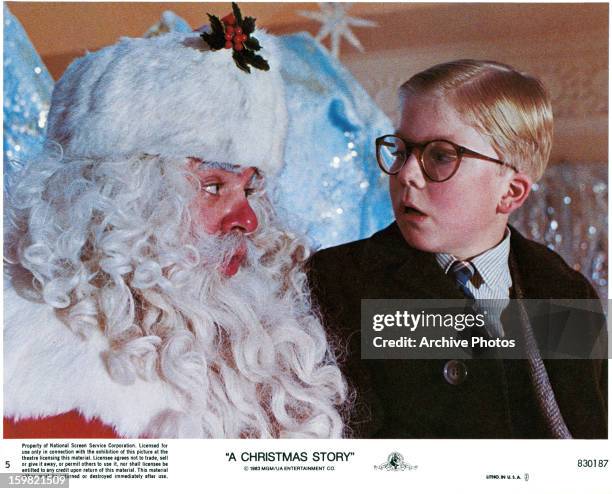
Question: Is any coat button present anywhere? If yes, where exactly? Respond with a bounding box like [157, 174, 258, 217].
[443, 360, 468, 385]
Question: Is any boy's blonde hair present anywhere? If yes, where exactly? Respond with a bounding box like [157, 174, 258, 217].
[399, 59, 553, 181]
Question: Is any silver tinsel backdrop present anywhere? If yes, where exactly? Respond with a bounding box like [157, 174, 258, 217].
[3, 6, 607, 300]
[511, 164, 607, 299]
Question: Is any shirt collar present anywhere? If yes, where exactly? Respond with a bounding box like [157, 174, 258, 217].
[435, 228, 511, 289]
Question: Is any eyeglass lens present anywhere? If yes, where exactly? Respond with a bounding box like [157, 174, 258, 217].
[377, 136, 460, 181]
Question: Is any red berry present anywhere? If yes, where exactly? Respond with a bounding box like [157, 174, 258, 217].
[225, 41, 232, 49]
[234, 42, 244, 51]
[237, 34, 247, 43]
[222, 13, 236, 25]
[235, 26, 243, 35]
[226, 25, 235, 35]
[225, 32, 233, 40]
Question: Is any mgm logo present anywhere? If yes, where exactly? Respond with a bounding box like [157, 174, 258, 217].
[374, 452, 417, 472]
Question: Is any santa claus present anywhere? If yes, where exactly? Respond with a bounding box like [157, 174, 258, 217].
[4, 9, 347, 438]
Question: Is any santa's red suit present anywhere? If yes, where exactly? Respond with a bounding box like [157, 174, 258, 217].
[4, 284, 184, 439]
[4, 412, 119, 438]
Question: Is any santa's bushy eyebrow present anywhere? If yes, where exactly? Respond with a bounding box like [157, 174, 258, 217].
[199, 160, 239, 172]
[248, 170, 264, 188]
[196, 161, 263, 190]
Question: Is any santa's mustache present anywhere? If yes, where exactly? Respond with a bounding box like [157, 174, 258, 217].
[194, 230, 254, 271]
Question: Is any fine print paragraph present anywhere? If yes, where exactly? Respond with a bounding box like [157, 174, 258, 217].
[21, 442, 168, 480]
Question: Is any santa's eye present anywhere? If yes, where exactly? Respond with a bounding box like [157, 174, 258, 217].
[201, 183, 221, 195]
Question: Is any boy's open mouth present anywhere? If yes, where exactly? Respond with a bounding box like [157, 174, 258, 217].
[404, 205, 427, 217]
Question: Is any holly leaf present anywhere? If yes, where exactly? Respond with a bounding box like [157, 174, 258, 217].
[200, 13, 226, 49]
[242, 16, 256, 35]
[201, 30, 225, 50]
[232, 50, 251, 73]
[232, 2, 243, 26]
[242, 50, 270, 71]
[244, 36, 261, 52]
[208, 13, 224, 35]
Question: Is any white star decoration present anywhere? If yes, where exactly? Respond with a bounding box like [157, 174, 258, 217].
[298, 3, 378, 58]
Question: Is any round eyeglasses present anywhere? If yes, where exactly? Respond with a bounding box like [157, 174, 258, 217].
[375, 134, 517, 182]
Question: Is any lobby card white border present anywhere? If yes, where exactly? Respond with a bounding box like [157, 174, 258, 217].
[1, 1, 610, 493]
[1, 438, 611, 493]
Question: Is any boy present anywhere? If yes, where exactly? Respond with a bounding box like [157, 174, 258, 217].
[308, 60, 607, 438]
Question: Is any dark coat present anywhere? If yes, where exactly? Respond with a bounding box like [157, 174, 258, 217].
[308, 222, 607, 438]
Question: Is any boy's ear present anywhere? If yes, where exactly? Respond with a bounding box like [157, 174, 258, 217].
[497, 172, 532, 215]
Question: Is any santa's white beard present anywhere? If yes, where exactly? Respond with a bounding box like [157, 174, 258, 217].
[6, 154, 347, 438]
[107, 232, 346, 439]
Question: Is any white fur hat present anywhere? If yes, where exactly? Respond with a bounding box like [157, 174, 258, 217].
[46, 30, 287, 175]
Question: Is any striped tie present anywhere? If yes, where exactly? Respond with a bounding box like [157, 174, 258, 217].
[449, 260, 475, 299]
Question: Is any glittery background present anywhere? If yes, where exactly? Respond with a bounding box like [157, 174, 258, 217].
[3, 4, 52, 184]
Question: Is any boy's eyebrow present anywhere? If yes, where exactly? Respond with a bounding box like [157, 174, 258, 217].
[394, 130, 412, 142]
[393, 131, 422, 144]
[394, 130, 457, 145]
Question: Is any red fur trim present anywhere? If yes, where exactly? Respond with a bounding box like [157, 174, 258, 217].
[4, 411, 120, 439]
